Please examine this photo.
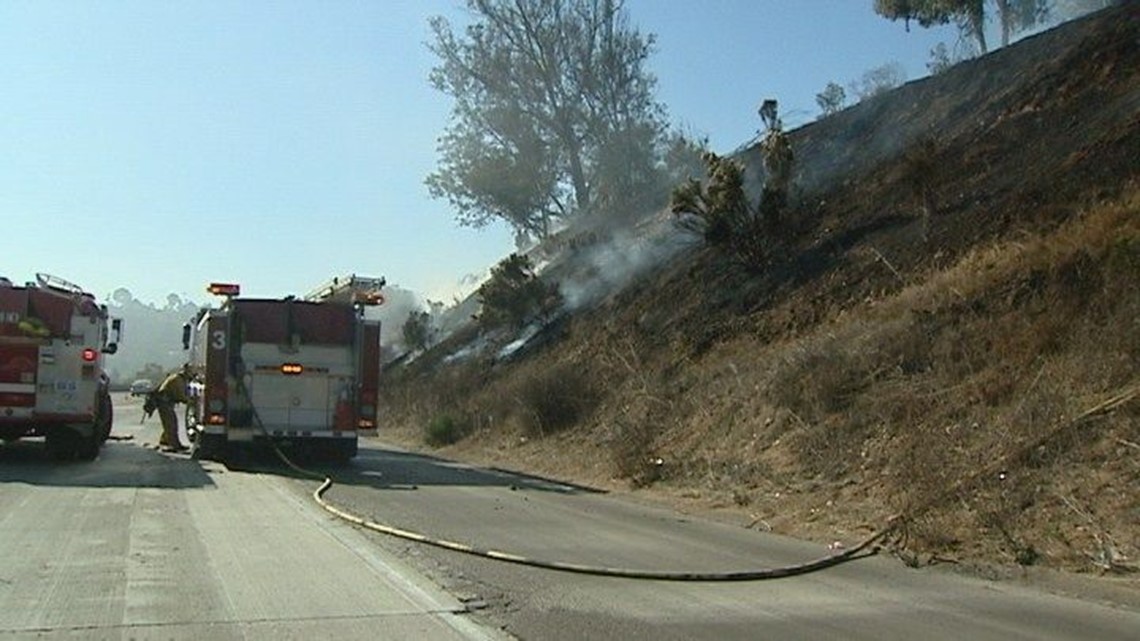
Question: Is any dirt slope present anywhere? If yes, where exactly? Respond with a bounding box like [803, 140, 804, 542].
[380, 4, 1140, 583]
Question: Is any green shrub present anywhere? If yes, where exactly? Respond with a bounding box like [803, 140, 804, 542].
[669, 152, 772, 270]
[425, 413, 467, 447]
[670, 102, 794, 270]
[477, 253, 562, 329]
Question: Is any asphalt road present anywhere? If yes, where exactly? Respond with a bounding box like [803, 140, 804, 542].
[300, 445, 1140, 641]
[2, 395, 1137, 640]
[0, 395, 503, 641]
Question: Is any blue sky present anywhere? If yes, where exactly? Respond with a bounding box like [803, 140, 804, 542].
[1, 0, 959, 306]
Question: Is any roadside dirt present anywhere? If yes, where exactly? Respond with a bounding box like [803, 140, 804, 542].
[379, 4, 1140, 601]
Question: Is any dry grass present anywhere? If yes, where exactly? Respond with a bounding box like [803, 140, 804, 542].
[380, 186, 1140, 573]
[751, 189, 1140, 565]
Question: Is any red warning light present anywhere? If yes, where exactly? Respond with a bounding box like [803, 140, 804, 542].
[207, 283, 241, 296]
[81, 348, 97, 362]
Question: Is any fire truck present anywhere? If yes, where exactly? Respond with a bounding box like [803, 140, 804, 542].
[181, 275, 384, 461]
[0, 273, 122, 460]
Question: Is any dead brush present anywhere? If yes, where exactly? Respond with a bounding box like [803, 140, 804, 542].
[382, 359, 491, 446]
[610, 417, 663, 488]
[505, 362, 599, 438]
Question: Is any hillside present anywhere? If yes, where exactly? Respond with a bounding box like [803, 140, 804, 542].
[379, 4, 1140, 581]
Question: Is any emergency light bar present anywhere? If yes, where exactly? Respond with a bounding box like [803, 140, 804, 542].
[353, 291, 385, 306]
[207, 283, 241, 297]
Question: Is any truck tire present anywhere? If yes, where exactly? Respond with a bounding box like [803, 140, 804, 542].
[332, 438, 357, 464]
[44, 428, 98, 461]
[75, 430, 100, 461]
[95, 390, 113, 444]
[45, 430, 74, 461]
[190, 433, 225, 462]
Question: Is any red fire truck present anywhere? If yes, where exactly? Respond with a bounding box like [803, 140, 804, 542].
[182, 276, 384, 462]
[0, 273, 122, 460]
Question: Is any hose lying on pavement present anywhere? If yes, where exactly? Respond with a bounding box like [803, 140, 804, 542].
[310, 475, 893, 581]
[255, 375, 1140, 581]
[222, 358, 890, 582]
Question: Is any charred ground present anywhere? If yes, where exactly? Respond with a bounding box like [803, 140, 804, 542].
[380, 5, 1140, 582]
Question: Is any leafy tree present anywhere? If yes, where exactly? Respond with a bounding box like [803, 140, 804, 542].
[477, 254, 562, 329]
[426, 114, 560, 241]
[874, 0, 1050, 52]
[848, 62, 907, 102]
[874, 0, 988, 52]
[402, 310, 433, 352]
[427, 0, 667, 242]
[815, 82, 847, 117]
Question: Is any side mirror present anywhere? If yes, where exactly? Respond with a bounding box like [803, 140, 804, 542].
[104, 318, 123, 354]
[182, 323, 192, 350]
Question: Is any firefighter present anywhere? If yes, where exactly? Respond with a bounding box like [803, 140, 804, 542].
[155, 364, 192, 452]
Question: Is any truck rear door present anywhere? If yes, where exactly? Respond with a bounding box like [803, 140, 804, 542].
[243, 344, 353, 432]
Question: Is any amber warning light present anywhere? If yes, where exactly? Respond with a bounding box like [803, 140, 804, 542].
[207, 283, 241, 296]
[281, 363, 304, 375]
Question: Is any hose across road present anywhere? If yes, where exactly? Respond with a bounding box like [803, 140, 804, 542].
[252, 376, 1139, 582]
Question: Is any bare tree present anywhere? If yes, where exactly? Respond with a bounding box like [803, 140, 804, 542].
[848, 62, 907, 102]
[815, 82, 847, 117]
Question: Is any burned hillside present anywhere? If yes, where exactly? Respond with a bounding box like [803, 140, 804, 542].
[382, 4, 1140, 576]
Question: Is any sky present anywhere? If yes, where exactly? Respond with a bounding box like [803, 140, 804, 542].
[0, 0, 963, 307]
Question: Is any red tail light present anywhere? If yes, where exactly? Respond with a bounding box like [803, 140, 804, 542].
[81, 348, 97, 362]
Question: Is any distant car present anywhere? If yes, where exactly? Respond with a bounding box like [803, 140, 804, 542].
[129, 379, 154, 396]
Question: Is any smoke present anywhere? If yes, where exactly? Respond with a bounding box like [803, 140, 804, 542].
[550, 212, 692, 312]
[1053, 0, 1117, 22]
[361, 284, 425, 350]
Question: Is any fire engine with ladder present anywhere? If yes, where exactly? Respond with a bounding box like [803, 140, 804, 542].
[0, 273, 122, 460]
[181, 275, 384, 461]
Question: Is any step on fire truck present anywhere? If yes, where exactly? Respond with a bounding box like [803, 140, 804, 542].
[182, 275, 384, 462]
[0, 273, 122, 460]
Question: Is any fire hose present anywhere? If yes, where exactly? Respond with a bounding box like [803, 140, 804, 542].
[327, 385, 1138, 579]
[211, 366, 1140, 581]
[220, 367, 890, 581]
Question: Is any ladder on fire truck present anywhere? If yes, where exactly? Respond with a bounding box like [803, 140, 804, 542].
[34, 272, 86, 295]
[303, 274, 386, 306]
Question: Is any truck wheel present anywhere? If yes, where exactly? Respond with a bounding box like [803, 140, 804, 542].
[190, 433, 225, 462]
[95, 391, 113, 443]
[75, 431, 100, 461]
[45, 431, 75, 461]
